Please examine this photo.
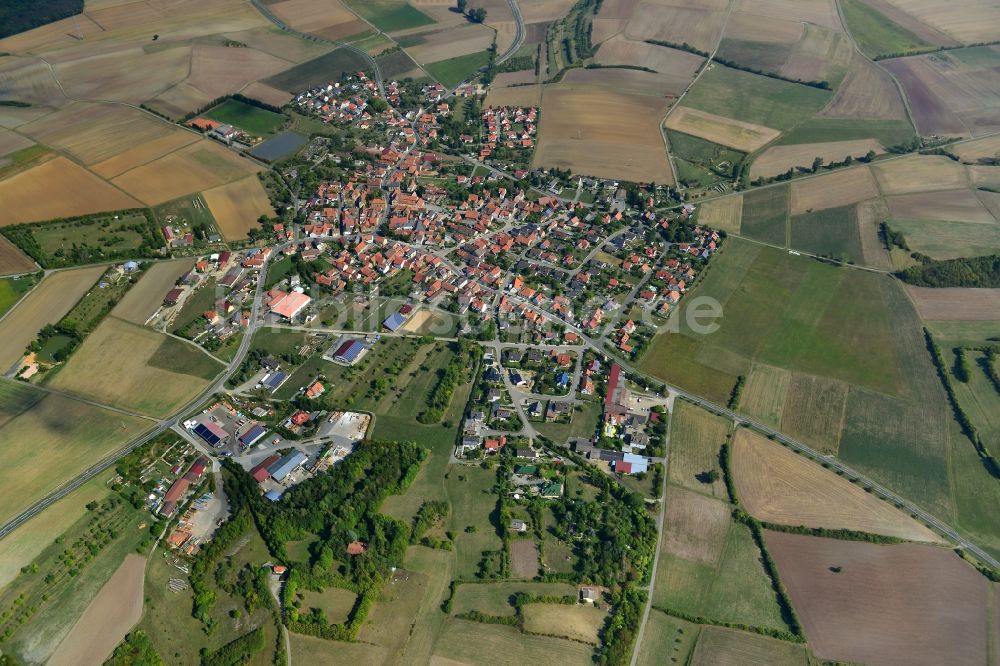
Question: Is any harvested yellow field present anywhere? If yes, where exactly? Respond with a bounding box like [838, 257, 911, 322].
[697, 195, 743, 234]
[533, 87, 673, 184]
[49, 316, 222, 417]
[751, 140, 884, 179]
[53, 45, 192, 103]
[738, 363, 790, 428]
[20, 102, 182, 166]
[202, 176, 276, 240]
[521, 604, 606, 644]
[268, 0, 358, 34]
[595, 36, 703, 95]
[667, 107, 780, 153]
[879, 0, 1000, 42]
[954, 135, 1000, 163]
[241, 81, 294, 108]
[906, 286, 1000, 322]
[0, 266, 105, 371]
[724, 12, 804, 44]
[0, 156, 142, 225]
[970, 166, 1000, 192]
[183, 44, 291, 101]
[407, 24, 495, 64]
[887, 189, 996, 224]
[668, 400, 732, 500]
[789, 166, 879, 214]
[486, 84, 542, 107]
[663, 485, 731, 564]
[519, 0, 580, 22]
[872, 154, 969, 195]
[856, 199, 892, 270]
[731, 428, 940, 542]
[112, 259, 195, 324]
[112, 140, 262, 206]
[91, 131, 200, 179]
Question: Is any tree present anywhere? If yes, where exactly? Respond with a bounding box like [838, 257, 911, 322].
[863, 150, 877, 163]
[811, 157, 824, 173]
[469, 7, 487, 22]
[457, 0, 467, 12]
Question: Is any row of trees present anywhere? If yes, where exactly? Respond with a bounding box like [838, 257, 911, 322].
[896, 254, 1000, 287]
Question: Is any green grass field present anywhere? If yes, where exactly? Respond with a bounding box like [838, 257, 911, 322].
[425, 51, 491, 88]
[205, 98, 285, 135]
[0, 276, 34, 318]
[741, 186, 789, 246]
[887, 219, 1000, 260]
[433, 618, 594, 665]
[451, 582, 577, 616]
[299, 587, 358, 624]
[447, 465, 502, 580]
[690, 626, 809, 665]
[924, 321, 1000, 347]
[775, 117, 916, 147]
[343, 0, 434, 32]
[790, 204, 865, 263]
[264, 48, 373, 93]
[636, 610, 700, 666]
[153, 194, 218, 235]
[841, 0, 934, 59]
[681, 65, 832, 131]
[716, 38, 793, 74]
[534, 400, 601, 444]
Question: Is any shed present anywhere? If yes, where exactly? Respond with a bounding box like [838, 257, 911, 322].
[268, 451, 307, 482]
[383, 312, 406, 331]
[264, 489, 282, 502]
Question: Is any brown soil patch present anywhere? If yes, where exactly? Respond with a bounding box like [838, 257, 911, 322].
[0, 235, 36, 275]
[511, 539, 539, 578]
[0, 266, 105, 372]
[407, 24, 495, 64]
[906, 286, 1000, 321]
[821, 55, 909, 119]
[48, 554, 146, 666]
[887, 189, 995, 224]
[751, 140, 884, 179]
[112, 140, 261, 206]
[872, 154, 969, 195]
[184, 44, 291, 100]
[592, 18, 626, 44]
[734, 0, 841, 29]
[697, 195, 743, 234]
[241, 81, 294, 108]
[789, 166, 879, 214]
[202, 176, 276, 240]
[732, 429, 939, 541]
[533, 86, 672, 184]
[0, 156, 142, 225]
[520, 0, 580, 22]
[624, 5, 727, 53]
[780, 25, 853, 84]
[724, 12, 804, 44]
[113, 259, 195, 324]
[492, 70, 538, 87]
[766, 531, 988, 666]
[663, 486, 730, 564]
[666, 107, 780, 153]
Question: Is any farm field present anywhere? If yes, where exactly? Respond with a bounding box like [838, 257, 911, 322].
[110, 140, 262, 206]
[451, 582, 577, 616]
[48, 316, 222, 417]
[666, 399, 731, 500]
[342, 0, 435, 33]
[883, 46, 1000, 137]
[953, 134, 1000, 163]
[0, 156, 142, 225]
[0, 275, 35, 317]
[112, 259, 195, 324]
[737, 363, 790, 428]
[202, 176, 276, 239]
[872, 155, 970, 195]
[731, 428, 940, 541]
[0, 265, 105, 372]
[635, 610, 699, 666]
[740, 185, 788, 245]
[680, 64, 832, 131]
[887, 189, 996, 224]
[888, 218, 1000, 260]
[690, 626, 808, 666]
[622, 4, 728, 53]
[789, 204, 865, 264]
[905, 286, 1000, 321]
[0, 389, 149, 526]
[264, 48, 373, 93]
[766, 531, 988, 665]
[424, 51, 492, 88]
[750, 139, 883, 179]
[820, 53, 910, 122]
[696, 195, 742, 234]
[266, 0, 368, 40]
[665, 107, 779, 154]
[788, 165, 879, 214]
[432, 617, 594, 665]
[47, 554, 146, 666]
[840, 0, 934, 59]
[521, 603, 606, 644]
[533, 86, 673, 184]
[594, 36, 703, 94]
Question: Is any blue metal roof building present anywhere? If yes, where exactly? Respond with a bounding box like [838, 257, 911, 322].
[239, 424, 268, 447]
[264, 489, 283, 502]
[268, 451, 308, 482]
[334, 340, 366, 364]
[194, 421, 227, 447]
[383, 312, 406, 331]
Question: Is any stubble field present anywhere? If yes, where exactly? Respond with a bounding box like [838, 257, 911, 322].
[532, 86, 673, 184]
[731, 428, 940, 541]
[750, 139, 883, 179]
[788, 166, 879, 214]
[112, 259, 195, 324]
[666, 107, 780, 153]
[202, 176, 276, 239]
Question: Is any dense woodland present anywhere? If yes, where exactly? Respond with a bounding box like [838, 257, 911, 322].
[0, 0, 83, 40]
[896, 255, 1000, 287]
